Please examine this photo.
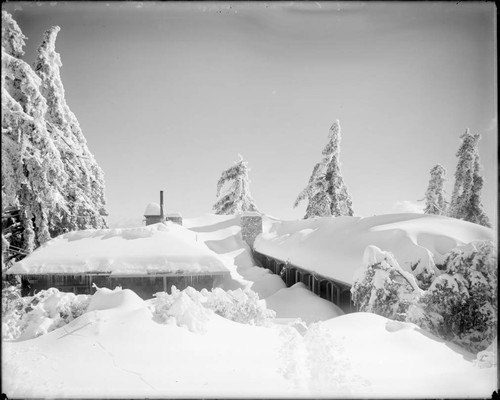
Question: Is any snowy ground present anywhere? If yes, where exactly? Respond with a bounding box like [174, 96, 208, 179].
[2, 214, 497, 398]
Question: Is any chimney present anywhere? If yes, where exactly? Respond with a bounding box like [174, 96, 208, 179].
[160, 190, 164, 221]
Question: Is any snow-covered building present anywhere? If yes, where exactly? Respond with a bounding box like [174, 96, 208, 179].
[6, 223, 229, 299]
[254, 213, 495, 313]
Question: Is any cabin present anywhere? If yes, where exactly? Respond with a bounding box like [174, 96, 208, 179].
[144, 191, 182, 226]
[6, 222, 229, 299]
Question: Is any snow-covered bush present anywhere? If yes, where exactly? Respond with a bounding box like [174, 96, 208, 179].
[204, 287, 275, 325]
[2, 283, 22, 315]
[2, 288, 91, 341]
[351, 246, 422, 320]
[153, 286, 212, 334]
[408, 241, 497, 353]
[153, 286, 275, 333]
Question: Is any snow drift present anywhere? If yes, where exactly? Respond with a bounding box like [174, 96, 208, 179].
[2, 286, 496, 398]
[255, 213, 494, 285]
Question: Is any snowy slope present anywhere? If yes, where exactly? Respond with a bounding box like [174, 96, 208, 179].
[7, 222, 228, 275]
[2, 287, 496, 398]
[255, 213, 494, 285]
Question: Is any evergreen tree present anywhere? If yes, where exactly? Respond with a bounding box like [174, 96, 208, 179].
[448, 129, 490, 226]
[213, 155, 258, 215]
[294, 120, 353, 218]
[424, 164, 447, 215]
[351, 245, 423, 320]
[1, 12, 108, 257]
[2, 11, 68, 252]
[464, 157, 491, 227]
[33, 26, 108, 233]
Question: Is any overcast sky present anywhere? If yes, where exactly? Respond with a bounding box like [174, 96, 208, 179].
[4, 1, 497, 227]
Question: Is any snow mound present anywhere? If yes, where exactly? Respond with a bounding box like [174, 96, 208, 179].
[256, 213, 494, 285]
[265, 283, 344, 324]
[7, 222, 229, 275]
[320, 312, 496, 397]
[87, 286, 145, 312]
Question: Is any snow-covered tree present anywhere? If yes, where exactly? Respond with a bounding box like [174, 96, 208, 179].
[448, 129, 490, 227]
[423, 164, 447, 215]
[2, 12, 107, 257]
[351, 245, 423, 320]
[33, 26, 108, 233]
[2, 11, 68, 252]
[407, 241, 497, 353]
[294, 120, 353, 218]
[213, 155, 258, 215]
[1, 10, 26, 59]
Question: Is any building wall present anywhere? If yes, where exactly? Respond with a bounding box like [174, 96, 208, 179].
[165, 216, 182, 225]
[145, 215, 163, 225]
[19, 273, 228, 300]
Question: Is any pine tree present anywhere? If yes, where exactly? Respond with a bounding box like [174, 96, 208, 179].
[2, 12, 108, 257]
[213, 155, 258, 215]
[448, 129, 490, 227]
[351, 245, 423, 320]
[2, 11, 68, 252]
[294, 120, 353, 218]
[424, 164, 447, 215]
[33, 26, 108, 233]
[464, 157, 491, 227]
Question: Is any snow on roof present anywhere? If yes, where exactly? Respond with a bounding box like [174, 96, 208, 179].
[7, 223, 229, 275]
[242, 211, 261, 217]
[144, 202, 161, 216]
[255, 213, 494, 286]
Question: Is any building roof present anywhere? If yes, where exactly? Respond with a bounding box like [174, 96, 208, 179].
[144, 202, 161, 216]
[7, 223, 229, 276]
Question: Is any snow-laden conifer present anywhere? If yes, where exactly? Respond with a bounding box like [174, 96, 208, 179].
[2, 11, 68, 252]
[1, 10, 26, 58]
[213, 155, 258, 215]
[351, 245, 423, 320]
[33, 26, 108, 232]
[294, 120, 353, 218]
[424, 164, 447, 215]
[2, 12, 108, 257]
[448, 129, 490, 226]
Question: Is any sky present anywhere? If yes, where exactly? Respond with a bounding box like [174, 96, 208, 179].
[3, 1, 497, 227]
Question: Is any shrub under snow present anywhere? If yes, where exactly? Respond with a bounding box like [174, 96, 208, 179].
[153, 286, 275, 333]
[407, 241, 497, 353]
[2, 287, 91, 341]
[353, 241, 497, 354]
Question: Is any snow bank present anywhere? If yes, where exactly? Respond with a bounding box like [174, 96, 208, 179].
[256, 213, 494, 285]
[265, 283, 344, 324]
[320, 312, 497, 398]
[3, 291, 496, 398]
[7, 222, 229, 275]
[87, 286, 145, 312]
